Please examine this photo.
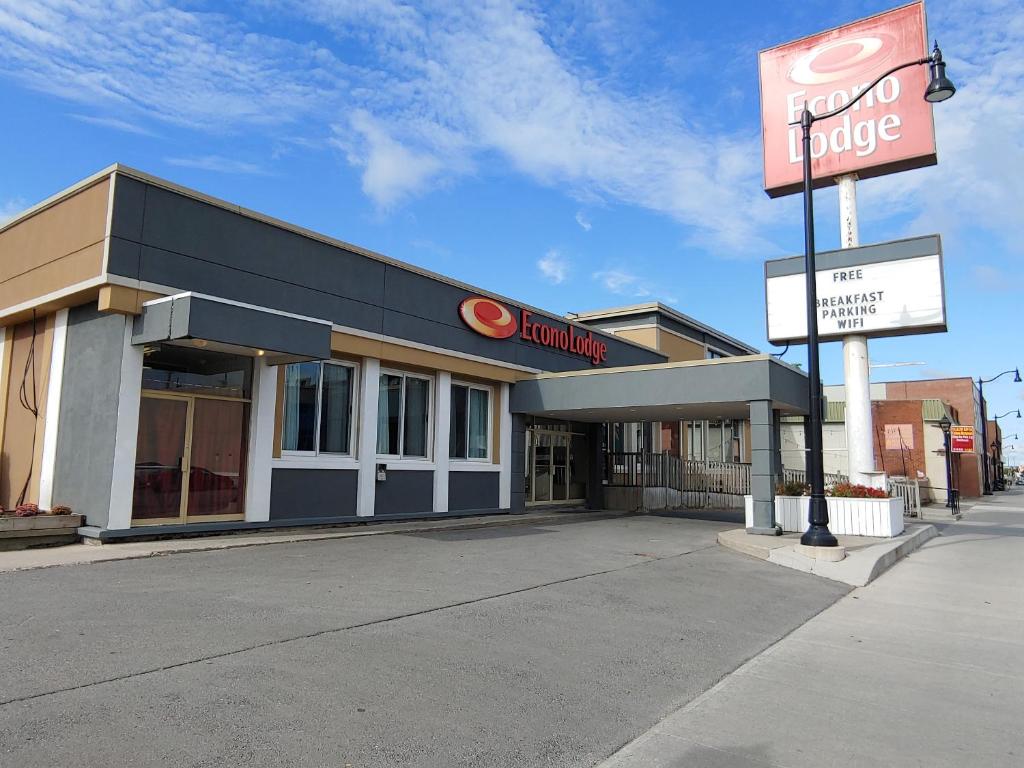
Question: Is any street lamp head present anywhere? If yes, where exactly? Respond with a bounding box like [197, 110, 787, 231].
[939, 415, 951, 434]
[924, 43, 956, 103]
[1014, 368, 1022, 383]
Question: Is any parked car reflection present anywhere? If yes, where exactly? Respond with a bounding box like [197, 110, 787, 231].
[133, 462, 240, 519]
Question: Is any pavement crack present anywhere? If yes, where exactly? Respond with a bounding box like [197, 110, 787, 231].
[0, 543, 718, 709]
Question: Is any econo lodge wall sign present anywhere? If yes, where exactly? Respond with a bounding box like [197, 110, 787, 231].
[459, 297, 608, 365]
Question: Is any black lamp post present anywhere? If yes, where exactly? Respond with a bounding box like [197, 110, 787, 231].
[977, 369, 1021, 495]
[793, 43, 956, 547]
[939, 415, 954, 508]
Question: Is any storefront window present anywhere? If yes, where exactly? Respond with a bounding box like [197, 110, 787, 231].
[281, 361, 355, 455]
[689, 419, 743, 463]
[450, 383, 491, 460]
[142, 344, 251, 398]
[687, 421, 704, 460]
[377, 371, 431, 458]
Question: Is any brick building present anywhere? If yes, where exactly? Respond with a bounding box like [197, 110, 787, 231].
[782, 376, 988, 499]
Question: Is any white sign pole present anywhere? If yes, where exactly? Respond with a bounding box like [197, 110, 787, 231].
[837, 174, 875, 485]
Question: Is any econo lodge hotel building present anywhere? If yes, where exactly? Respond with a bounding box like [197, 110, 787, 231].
[0, 165, 809, 540]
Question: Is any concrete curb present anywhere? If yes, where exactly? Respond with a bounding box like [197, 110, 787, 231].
[718, 523, 937, 586]
[0, 510, 631, 574]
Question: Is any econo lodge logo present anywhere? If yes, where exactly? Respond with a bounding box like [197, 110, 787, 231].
[787, 33, 896, 86]
[459, 297, 518, 339]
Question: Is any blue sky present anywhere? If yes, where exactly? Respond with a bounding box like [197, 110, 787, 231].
[1, 1, 1022, 459]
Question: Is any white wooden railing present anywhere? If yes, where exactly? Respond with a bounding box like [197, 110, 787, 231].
[887, 477, 922, 517]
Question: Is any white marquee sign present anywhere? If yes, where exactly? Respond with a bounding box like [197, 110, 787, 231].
[765, 236, 946, 344]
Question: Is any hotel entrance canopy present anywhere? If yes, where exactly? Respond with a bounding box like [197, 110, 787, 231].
[511, 355, 810, 535]
[511, 355, 808, 423]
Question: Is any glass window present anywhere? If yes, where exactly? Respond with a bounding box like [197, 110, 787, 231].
[404, 377, 430, 457]
[282, 361, 355, 455]
[707, 420, 725, 461]
[320, 364, 354, 454]
[142, 344, 252, 398]
[469, 388, 489, 459]
[449, 383, 491, 460]
[377, 374, 403, 456]
[687, 421, 704, 460]
[377, 372, 432, 458]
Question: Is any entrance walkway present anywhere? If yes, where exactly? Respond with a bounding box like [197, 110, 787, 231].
[600, 489, 1024, 767]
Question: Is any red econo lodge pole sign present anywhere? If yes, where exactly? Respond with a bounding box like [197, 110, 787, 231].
[759, 1, 936, 197]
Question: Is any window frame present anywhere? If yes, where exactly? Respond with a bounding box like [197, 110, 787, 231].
[280, 359, 359, 459]
[377, 368, 434, 461]
[449, 380, 494, 463]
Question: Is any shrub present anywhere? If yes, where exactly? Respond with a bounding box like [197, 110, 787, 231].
[776, 480, 810, 497]
[829, 482, 889, 499]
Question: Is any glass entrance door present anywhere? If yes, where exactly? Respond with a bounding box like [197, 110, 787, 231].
[132, 345, 252, 526]
[527, 428, 586, 505]
[132, 392, 248, 525]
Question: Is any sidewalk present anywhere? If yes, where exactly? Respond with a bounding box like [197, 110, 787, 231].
[0, 509, 615, 573]
[599, 489, 1024, 768]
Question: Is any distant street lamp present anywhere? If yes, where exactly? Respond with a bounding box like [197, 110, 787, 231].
[939, 415, 955, 508]
[794, 44, 956, 547]
[977, 368, 1021, 495]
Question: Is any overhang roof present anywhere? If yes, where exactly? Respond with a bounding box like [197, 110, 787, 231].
[510, 354, 808, 422]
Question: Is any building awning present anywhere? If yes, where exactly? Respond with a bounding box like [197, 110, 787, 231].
[132, 293, 332, 364]
[510, 354, 808, 422]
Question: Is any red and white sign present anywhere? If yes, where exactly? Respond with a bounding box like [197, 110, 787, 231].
[759, 2, 936, 198]
[950, 425, 975, 454]
[458, 297, 608, 365]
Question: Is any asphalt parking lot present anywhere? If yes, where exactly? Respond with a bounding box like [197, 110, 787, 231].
[0, 514, 847, 767]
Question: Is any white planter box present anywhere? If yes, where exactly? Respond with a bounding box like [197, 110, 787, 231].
[744, 495, 904, 537]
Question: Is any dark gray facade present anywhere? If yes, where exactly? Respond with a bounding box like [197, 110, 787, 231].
[107, 174, 664, 373]
[374, 470, 434, 516]
[448, 471, 500, 512]
[52, 305, 130, 527]
[132, 294, 332, 361]
[269, 469, 359, 520]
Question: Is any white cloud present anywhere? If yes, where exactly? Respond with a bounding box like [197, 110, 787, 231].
[593, 267, 676, 304]
[0, 0, 1017, 260]
[165, 155, 269, 175]
[971, 265, 1012, 292]
[338, 110, 443, 208]
[0, 0, 347, 130]
[575, 211, 592, 231]
[0, 197, 26, 226]
[70, 113, 154, 135]
[537, 249, 570, 284]
[854, 1, 1024, 253]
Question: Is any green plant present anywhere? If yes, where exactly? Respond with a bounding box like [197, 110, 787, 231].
[776, 480, 810, 496]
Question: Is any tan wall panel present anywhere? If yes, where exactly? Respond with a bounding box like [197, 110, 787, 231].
[331, 331, 526, 383]
[612, 327, 659, 352]
[98, 285, 165, 315]
[0, 315, 54, 508]
[0, 178, 109, 283]
[0, 241, 105, 318]
[658, 331, 706, 363]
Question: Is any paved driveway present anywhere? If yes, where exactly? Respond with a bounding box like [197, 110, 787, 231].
[0, 514, 846, 767]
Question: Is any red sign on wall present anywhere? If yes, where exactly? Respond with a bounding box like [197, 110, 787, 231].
[950, 425, 975, 454]
[458, 297, 608, 365]
[758, 2, 936, 197]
